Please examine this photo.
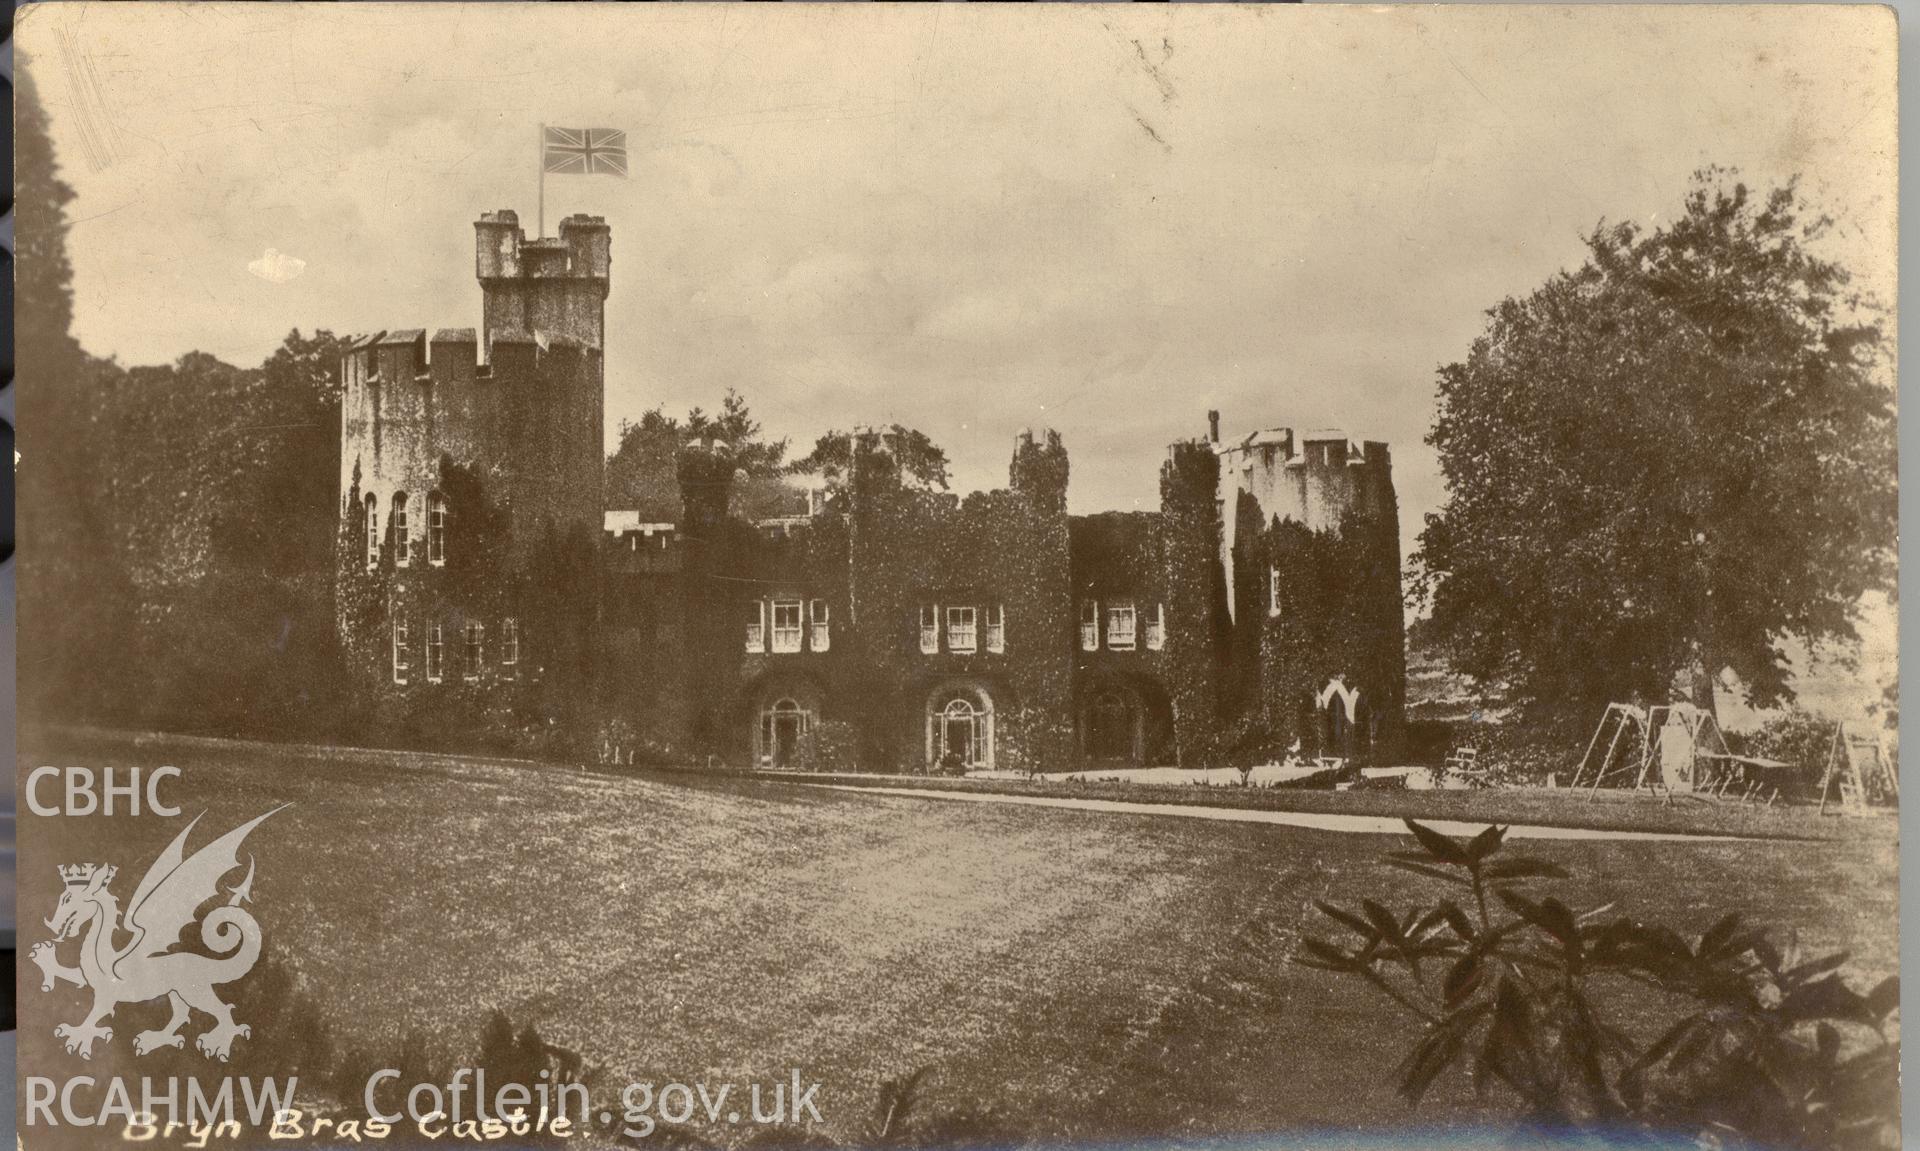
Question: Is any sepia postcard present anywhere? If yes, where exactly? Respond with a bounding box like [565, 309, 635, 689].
[12, 4, 1901, 1149]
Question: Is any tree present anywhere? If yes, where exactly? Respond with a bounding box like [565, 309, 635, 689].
[16, 70, 357, 736]
[789, 424, 952, 499]
[92, 331, 356, 737]
[605, 389, 797, 520]
[1415, 171, 1896, 731]
[15, 62, 143, 724]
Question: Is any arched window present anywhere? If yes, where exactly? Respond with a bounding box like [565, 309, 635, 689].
[364, 494, 379, 570]
[392, 493, 410, 566]
[427, 491, 447, 565]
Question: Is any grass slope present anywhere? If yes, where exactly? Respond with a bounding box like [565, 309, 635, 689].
[17, 732, 1900, 1148]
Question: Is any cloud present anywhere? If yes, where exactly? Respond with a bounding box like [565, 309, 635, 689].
[246, 248, 307, 285]
[26, 3, 1895, 539]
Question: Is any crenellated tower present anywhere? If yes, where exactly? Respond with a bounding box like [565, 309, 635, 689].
[475, 210, 611, 353]
[1202, 410, 1405, 762]
[335, 209, 611, 748]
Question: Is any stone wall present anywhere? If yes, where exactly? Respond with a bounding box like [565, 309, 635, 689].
[335, 211, 608, 753]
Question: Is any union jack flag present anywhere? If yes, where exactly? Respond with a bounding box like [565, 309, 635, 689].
[542, 127, 628, 177]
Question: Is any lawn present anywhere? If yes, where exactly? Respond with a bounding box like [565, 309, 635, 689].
[17, 731, 1901, 1149]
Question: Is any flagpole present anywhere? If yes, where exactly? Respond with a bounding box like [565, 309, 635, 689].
[537, 122, 546, 238]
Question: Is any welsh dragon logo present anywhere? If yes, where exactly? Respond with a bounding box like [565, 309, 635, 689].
[31, 807, 285, 1062]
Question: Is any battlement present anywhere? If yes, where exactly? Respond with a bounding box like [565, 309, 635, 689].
[342, 325, 601, 394]
[1212, 426, 1387, 471]
[606, 513, 679, 546]
[1204, 409, 1398, 613]
[475, 209, 611, 351]
[475, 210, 611, 282]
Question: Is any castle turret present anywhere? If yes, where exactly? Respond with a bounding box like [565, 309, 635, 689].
[1160, 439, 1227, 763]
[476, 210, 611, 352]
[1201, 410, 1404, 764]
[337, 208, 611, 739]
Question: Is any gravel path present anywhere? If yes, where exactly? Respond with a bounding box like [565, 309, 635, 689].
[808, 783, 1751, 841]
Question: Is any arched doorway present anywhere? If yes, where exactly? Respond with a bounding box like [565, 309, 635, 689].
[760, 698, 808, 768]
[1077, 677, 1175, 766]
[1085, 690, 1139, 763]
[926, 685, 994, 772]
[1316, 678, 1366, 760]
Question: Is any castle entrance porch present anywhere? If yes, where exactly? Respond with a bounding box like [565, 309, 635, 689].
[1086, 690, 1139, 762]
[1076, 676, 1176, 766]
[925, 683, 995, 773]
[749, 675, 825, 769]
[1315, 678, 1371, 762]
[762, 699, 807, 768]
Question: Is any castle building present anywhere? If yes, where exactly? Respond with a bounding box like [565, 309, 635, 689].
[339, 212, 1405, 770]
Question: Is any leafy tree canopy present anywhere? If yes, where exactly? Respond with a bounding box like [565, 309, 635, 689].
[606, 388, 796, 520]
[789, 424, 952, 498]
[1414, 170, 1895, 729]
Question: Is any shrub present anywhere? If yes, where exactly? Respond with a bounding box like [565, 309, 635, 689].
[807, 719, 863, 773]
[1724, 709, 1841, 798]
[1470, 723, 1575, 786]
[1300, 820, 1900, 1150]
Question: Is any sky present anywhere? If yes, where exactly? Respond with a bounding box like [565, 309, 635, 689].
[20, 2, 1898, 707]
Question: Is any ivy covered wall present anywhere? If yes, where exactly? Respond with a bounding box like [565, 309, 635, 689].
[1227, 505, 1407, 764]
[340, 426, 1404, 773]
[337, 455, 601, 756]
